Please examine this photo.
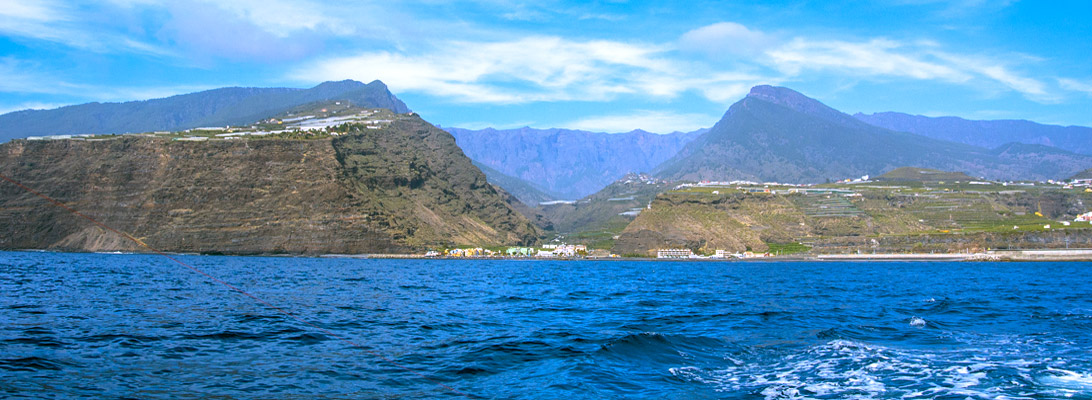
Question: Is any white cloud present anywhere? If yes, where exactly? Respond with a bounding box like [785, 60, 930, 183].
[680, 22, 773, 58]
[1059, 78, 1092, 96]
[0, 102, 72, 115]
[0, 0, 63, 21]
[564, 110, 718, 133]
[764, 37, 1056, 102]
[766, 38, 970, 81]
[0, 0, 174, 56]
[0, 59, 218, 102]
[293, 36, 771, 104]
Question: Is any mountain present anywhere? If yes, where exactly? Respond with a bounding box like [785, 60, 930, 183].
[1071, 168, 1092, 180]
[875, 167, 978, 182]
[0, 113, 536, 254]
[472, 161, 557, 205]
[538, 173, 669, 248]
[0, 80, 409, 142]
[653, 85, 1092, 183]
[447, 127, 703, 199]
[855, 112, 1092, 155]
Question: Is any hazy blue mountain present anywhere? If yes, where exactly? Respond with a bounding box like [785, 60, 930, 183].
[471, 160, 558, 205]
[654, 85, 1092, 183]
[1070, 168, 1092, 180]
[0, 80, 409, 141]
[447, 127, 704, 199]
[855, 111, 1092, 155]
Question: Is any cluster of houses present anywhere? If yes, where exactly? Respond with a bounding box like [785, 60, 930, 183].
[655, 249, 771, 259]
[428, 244, 605, 258]
[23, 107, 397, 143]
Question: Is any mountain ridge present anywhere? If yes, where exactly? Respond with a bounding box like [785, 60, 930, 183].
[447, 126, 703, 199]
[654, 85, 1092, 183]
[0, 80, 409, 142]
[855, 111, 1092, 155]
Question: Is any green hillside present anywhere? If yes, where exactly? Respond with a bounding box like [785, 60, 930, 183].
[613, 181, 1092, 256]
[538, 173, 669, 248]
[876, 167, 978, 182]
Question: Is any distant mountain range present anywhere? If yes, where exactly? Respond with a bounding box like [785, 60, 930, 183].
[447, 127, 703, 199]
[0, 80, 409, 142]
[855, 112, 1092, 155]
[471, 160, 558, 205]
[653, 85, 1092, 183]
[3, 79, 1088, 201]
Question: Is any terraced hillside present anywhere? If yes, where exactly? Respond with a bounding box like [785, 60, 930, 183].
[0, 114, 537, 254]
[613, 181, 1092, 256]
[537, 173, 669, 248]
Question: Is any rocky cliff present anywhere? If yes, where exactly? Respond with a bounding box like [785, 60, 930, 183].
[0, 115, 536, 254]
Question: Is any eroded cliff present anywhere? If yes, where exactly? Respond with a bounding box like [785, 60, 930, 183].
[0, 116, 536, 254]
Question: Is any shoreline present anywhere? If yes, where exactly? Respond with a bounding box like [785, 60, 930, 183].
[5, 248, 1092, 262]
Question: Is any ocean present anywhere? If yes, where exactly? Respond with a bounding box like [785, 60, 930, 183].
[2, 251, 1091, 399]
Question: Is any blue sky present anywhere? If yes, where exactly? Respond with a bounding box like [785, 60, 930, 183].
[1, 0, 1090, 133]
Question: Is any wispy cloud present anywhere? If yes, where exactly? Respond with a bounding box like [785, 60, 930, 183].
[564, 110, 718, 133]
[762, 35, 1053, 102]
[0, 102, 73, 116]
[292, 35, 772, 104]
[1059, 78, 1092, 96]
[766, 38, 970, 81]
[0, 0, 173, 56]
[0, 58, 217, 103]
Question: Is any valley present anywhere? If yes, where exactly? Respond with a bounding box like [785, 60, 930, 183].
[1, 81, 1091, 259]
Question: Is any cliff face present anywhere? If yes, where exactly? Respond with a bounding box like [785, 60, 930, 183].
[0, 116, 536, 254]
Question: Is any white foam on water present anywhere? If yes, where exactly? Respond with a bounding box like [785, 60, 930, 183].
[666, 339, 1075, 399]
[1040, 368, 1092, 391]
[909, 316, 926, 327]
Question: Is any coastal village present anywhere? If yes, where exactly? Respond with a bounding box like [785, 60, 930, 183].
[12, 103, 1092, 261]
[425, 171, 1092, 261]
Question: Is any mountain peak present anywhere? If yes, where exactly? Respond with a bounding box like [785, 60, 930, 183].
[312, 79, 367, 91]
[742, 85, 859, 127]
[747, 85, 827, 112]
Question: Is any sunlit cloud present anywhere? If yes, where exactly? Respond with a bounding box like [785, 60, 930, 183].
[762, 36, 1054, 102]
[292, 35, 772, 104]
[679, 22, 774, 58]
[766, 38, 970, 81]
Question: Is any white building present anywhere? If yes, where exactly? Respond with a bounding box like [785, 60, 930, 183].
[656, 249, 693, 259]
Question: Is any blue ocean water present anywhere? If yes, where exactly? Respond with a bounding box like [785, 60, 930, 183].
[2, 251, 1091, 399]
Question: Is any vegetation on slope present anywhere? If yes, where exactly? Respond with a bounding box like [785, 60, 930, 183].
[0, 113, 537, 254]
[876, 167, 978, 182]
[613, 180, 1092, 256]
[537, 173, 669, 249]
[333, 116, 538, 248]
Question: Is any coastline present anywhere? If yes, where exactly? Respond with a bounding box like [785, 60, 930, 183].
[7, 248, 1092, 262]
